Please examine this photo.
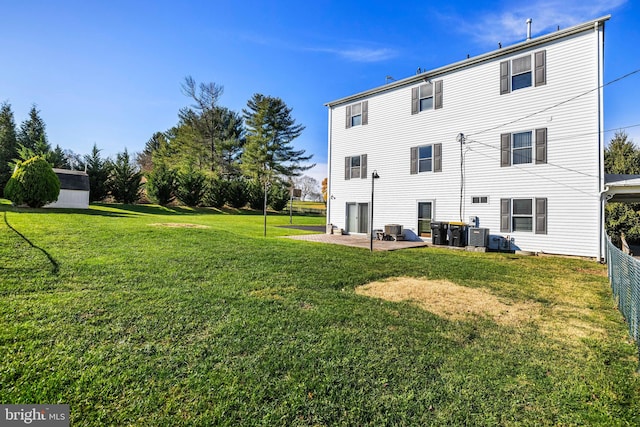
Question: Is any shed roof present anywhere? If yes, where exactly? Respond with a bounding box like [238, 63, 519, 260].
[53, 168, 90, 191]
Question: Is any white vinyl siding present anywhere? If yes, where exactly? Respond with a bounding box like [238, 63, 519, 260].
[328, 22, 602, 257]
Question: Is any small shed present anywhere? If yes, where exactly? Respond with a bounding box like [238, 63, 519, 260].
[45, 168, 90, 209]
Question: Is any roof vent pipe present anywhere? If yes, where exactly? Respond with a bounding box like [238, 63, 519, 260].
[526, 18, 532, 40]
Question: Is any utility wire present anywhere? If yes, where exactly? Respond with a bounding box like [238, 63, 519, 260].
[466, 68, 640, 138]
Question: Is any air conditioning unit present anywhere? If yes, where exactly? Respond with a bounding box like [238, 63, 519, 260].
[468, 228, 489, 247]
[384, 224, 404, 240]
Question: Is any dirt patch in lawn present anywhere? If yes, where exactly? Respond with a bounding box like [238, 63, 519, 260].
[355, 277, 606, 344]
[356, 277, 537, 326]
[148, 223, 210, 229]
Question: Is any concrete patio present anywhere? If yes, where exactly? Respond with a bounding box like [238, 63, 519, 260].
[283, 232, 431, 251]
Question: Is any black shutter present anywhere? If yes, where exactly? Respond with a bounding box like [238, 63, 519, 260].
[535, 198, 547, 234]
[434, 143, 442, 172]
[501, 133, 511, 167]
[411, 87, 419, 115]
[500, 61, 510, 95]
[500, 198, 511, 232]
[410, 147, 418, 174]
[434, 80, 443, 109]
[345, 157, 351, 180]
[535, 50, 546, 87]
[345, 105, 351, 129]
[535, 128, 547, 164]
[361, 154, 367, 179]
[362, 101, 368, 125]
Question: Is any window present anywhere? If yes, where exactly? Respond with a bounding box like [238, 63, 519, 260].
[419, 84, 433, 111]
[512, 199, 533, 231]
[344, 154, 367, 180]
[512, 131, 532, 164]
[501, 128, 547, 167]
[511, 56, 532, 91]
[500, 197, 547, 234]
[411, 80, 443, 114]
[500, 50, 546, 95]
[419, 146, 432, 172]
[472, 196, 488, 204]
[345, 101, 368, 128]
[410, 144, 442, 174]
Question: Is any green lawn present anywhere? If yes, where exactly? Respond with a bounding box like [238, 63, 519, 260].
[1, 202, 639, 425]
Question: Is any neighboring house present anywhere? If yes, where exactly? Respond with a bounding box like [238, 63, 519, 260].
[45, 169, 90, 209]
[325, 16, 611, 259]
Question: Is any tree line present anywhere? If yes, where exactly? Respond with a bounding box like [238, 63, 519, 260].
[0, 76, 315, 209]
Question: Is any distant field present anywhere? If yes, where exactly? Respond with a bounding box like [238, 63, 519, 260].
[1, 201, 638, 425]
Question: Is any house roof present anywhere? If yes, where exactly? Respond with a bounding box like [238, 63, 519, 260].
[53, 168, 90, 191]
[325, 15, 610, 108]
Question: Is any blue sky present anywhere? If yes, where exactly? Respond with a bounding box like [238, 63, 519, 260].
[1, 0, 638, 182]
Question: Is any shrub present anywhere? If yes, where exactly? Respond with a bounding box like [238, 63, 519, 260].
[176, 166, 206, 206]
[269, 183, 290, 211]
[204, 177, 227, 208]
[3, 156, 60, 208]
[226, 178, 248, 208]
[247, 179, 265, 210]
[146, 165, 177, 206]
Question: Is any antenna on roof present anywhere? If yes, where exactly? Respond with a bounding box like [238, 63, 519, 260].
[385, 75, 396, 84]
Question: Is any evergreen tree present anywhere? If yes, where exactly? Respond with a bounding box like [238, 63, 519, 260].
[17, 105, 49, 153]
[4, 156, 60, 208]
[0, 102, 18, 190]
[176, 165, 206, 206]
[84, 144, 111, 202]
[242, 93, 313, 235]
[146, 164, 177, 206]
[109, 149, 142, 204]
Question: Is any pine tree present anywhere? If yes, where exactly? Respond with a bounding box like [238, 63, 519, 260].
[17, 105, 49, 153]
[241, 93, 313, 235]
[109, 149, 142, 204]
[0, 102, 18, 190]
[84, 144, 111, 202]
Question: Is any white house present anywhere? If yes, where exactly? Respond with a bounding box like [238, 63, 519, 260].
[326, 16, 610, 259]
[45, 169, 90, 209]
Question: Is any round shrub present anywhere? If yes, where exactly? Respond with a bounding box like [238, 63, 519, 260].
[269, 184, 290, 211]
[247, 179, 265, 210]
[3, 156, 60, 208]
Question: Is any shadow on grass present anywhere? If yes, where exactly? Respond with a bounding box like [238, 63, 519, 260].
[3, 211, 59, 275]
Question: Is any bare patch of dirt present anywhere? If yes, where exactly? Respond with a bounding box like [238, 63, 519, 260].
[148, 223, 209, 229]
[356, 277, 537, 326]
[355, 277, 606, 345]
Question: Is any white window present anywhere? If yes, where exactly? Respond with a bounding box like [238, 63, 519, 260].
[512, 199, 533, 231]
[345, 101, 368, 128]
[501, 129, 546, 167]
[511, 55, 532, 91]
[501, 197, 547, 234]
[418, 145, 433, 172]
[344, 154, 367, 180]
[410, 144, 442, 174]
[500, 50, 546, 95]
[419, 84, 433, 111]
[512, 131, 532, 164]
[417, 201, 433, 236]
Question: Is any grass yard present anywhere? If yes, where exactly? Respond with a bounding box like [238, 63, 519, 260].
[1, 201, 639, 425]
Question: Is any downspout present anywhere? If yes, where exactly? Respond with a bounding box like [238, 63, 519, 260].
[326, 106, 333, 229]
[597, 20, 606, 261]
